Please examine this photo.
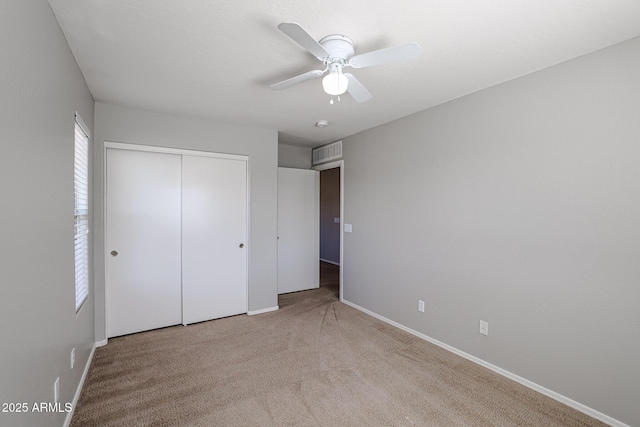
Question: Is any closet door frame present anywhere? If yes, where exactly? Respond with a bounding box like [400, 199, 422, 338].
[103, 141, 249, 336]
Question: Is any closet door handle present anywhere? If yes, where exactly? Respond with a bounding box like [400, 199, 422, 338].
[111, 250, 118, 257]
[239, 243, 244, 248]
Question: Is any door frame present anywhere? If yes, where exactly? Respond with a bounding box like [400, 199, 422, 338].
[103, 141, 250, 338]
[312, 160, 344, 302]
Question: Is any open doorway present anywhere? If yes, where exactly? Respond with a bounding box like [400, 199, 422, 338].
[315, 161, 343, 300]
[320, 167, 340, 297]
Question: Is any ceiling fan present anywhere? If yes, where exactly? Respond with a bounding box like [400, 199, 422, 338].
[271, 22, 422, 103]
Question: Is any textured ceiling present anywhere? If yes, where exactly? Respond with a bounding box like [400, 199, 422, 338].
[48, 0, 640, 147]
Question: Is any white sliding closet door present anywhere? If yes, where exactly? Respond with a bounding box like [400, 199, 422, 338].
[181, 155, 248, 324]
[106, 149, 182, 338]
[277, 167, 319, 294]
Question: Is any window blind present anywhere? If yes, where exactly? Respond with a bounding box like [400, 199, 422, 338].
[74, 114, 89, 312]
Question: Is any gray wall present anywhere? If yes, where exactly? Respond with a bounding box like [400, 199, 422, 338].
[0, 1, 95, 426]
[278, 143, 312, 169]
[93, 102, 279, 342]
[320, 168, 341, 264]
[342, 36, 640, 426]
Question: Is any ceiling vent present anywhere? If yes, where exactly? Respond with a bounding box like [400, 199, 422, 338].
[312, 140, 342, 166]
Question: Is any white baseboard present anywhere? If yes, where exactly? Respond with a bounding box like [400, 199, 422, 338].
[320, 258, 340, 266]
[340, 299, 628, 427]
[63, 343, 97, 427]
[247, 306, 279, 316]
[95, 339, 108, 347]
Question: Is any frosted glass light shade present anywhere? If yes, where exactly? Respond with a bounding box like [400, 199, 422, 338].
[322, 67, 348, 95]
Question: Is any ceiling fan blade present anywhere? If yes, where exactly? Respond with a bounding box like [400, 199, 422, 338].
[270, 69, 325, 91]
[277, 22, 329, 60]
[344, 73, 373, 103]
[348, 42, 422, 69]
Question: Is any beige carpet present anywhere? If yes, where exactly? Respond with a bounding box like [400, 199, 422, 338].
[72, 266, 605, 426]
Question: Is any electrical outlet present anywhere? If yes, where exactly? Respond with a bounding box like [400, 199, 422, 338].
[71, 348, 75, 369]
[418, 300, 425, 313]
[54, 377, 60, 404]
[479, 320, 489, 336]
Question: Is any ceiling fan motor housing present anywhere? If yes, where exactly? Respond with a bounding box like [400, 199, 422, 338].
[319, 35, 355, 62]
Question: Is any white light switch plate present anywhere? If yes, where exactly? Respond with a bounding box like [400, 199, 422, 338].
[344, 224, 352, 233]
[479, 320, 489, 336]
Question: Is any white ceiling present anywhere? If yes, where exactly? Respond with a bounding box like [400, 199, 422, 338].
[48, 0, 640, 148]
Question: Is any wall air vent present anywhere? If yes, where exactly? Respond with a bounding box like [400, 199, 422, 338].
[312, 140, 342, 166]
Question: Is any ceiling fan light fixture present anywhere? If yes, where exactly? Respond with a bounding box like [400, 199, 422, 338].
[322, 64, 348, 95]
[271, 23, 421, 103]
